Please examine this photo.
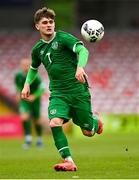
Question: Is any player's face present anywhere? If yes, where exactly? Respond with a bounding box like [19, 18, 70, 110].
[36, 17, 55, 36]
[21, 59, 30, 74]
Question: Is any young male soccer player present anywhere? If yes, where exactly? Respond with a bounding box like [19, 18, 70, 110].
[21, 7, 103, 170]
[15, 58, 45, 149]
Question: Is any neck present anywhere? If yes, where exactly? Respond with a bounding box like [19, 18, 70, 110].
[41, 32, 55, 42]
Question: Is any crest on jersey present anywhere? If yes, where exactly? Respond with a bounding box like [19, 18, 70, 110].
[50, 109, 57, 115]
[52, 42, 58, 50]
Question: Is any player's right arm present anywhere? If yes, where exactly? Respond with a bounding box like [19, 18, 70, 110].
[21, 46, 41, 99]
[14, 72, 22, 102]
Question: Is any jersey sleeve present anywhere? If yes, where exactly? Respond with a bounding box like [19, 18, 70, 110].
[31, 46, 41, 70]
[59, 31, 84, 52]
[75, 44, 89, 67]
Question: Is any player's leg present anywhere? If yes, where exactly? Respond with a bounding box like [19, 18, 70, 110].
[92, 111, 103, 134]
[49, 97, 77, 171]
[71, 107, 94, 136]
[71, 92, 103, 136]
[72, 108, 103, 136]
[32, 99, 43, 148]
[81, 111, 103, 136]
[19, 101, 32, 149]
[50, 118, 77, 171]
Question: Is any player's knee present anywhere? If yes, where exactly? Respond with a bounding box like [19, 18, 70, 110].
[82, 129, 94, 137]
[49, 118, 63, 127]
[20, 113, 30, 121]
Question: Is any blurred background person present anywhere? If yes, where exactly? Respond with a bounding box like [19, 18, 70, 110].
[14, 58, 46, 149]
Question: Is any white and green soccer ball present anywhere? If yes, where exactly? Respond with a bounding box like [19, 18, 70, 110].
[81, 19, 104, 42]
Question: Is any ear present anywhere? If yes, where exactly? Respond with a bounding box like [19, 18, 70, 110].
[35, 24, 39, 30]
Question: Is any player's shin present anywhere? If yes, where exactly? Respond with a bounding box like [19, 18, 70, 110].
[92, 114, 103, 134]
[51, 126, 72, 159]
[92, 116, 99, 132]
[51, 126, 77, 171]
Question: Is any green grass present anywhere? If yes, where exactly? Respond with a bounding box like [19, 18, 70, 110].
[0, 133, 139, 179]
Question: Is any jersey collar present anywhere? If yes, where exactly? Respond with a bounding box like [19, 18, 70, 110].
[41, 32, 56, 44]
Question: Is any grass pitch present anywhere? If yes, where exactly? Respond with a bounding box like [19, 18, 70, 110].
[0, 132, 139, 179]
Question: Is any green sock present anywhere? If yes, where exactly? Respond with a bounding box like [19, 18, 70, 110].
[35, 124, 43, 136]
[93, 116, 99, 132]
[51, 126, 71, 159]
[23, 120, 31, 135]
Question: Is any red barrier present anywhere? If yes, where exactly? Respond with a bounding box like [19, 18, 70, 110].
[0, 115, 23, 138]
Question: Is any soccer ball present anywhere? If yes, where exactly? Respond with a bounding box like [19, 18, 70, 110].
[81, 20, 104, 42]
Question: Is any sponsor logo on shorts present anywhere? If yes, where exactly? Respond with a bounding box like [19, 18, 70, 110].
[83, 123, 89, 128]
[50, 109, 57, 115]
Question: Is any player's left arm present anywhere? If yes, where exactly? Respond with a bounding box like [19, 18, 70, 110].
[61, 32, 89, 83]
[74, 44, 89, 83]
[75, 44, 89, 67]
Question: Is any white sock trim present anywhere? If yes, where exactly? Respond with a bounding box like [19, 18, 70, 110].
[92, 127, 96, 135]
[65, 156, 74, 163]
[58, 146, 69, 152]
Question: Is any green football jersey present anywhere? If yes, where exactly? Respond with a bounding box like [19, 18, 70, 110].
[31, 31, 88, 94]
[15, 71, 42, 95]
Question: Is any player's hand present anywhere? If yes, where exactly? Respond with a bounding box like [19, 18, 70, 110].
[24, 94, 36, 102]
[75, 67, 88, 83]
[21, 83, 30, 99]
